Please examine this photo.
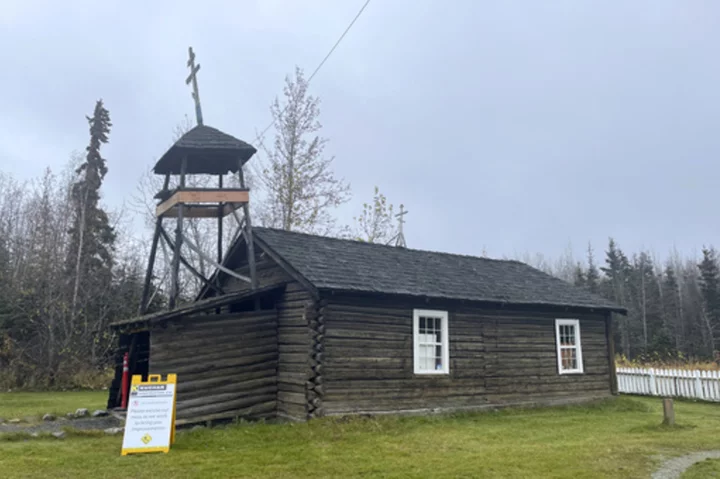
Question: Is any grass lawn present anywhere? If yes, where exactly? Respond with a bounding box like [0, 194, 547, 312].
[683, 458, 720, 478]
[1, 394, 720, 478]
[0, 390, 106, 421]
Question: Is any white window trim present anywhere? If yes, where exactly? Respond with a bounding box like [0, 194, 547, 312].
[413, 309, 450, 375]
[555, 319, 584, 375]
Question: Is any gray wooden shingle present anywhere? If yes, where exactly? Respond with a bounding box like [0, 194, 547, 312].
[253, 228, 624, 312]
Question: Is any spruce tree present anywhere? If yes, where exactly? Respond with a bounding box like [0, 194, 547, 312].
[698, 247, 720, 355]
[573, 263, 586, 288]
[601, 238, 633, 356]
[661, 264, 683, 354]
[67, 100, 115, 357]
[585, 243, 600, 294]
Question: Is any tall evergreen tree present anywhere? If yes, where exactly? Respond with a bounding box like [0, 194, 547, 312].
[662, 264, 684, 353]
[601, 238, 633, 356]
[698, 247, 720, 355]
[67, 100, 115, 346]
[585, 243, 600, 294]
[573, 263, 586, 288]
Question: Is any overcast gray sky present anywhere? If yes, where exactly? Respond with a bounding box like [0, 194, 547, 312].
[1, 0, 719, 263]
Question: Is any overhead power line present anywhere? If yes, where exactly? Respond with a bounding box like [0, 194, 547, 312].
[252, 0, 371, 149]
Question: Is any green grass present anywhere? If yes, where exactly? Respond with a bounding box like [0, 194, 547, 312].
[1, 394, 720, 478]
[0, 390, 106, 421]
[683, 458, 720, 478]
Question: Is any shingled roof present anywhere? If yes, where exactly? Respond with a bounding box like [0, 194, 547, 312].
[248, 228, 625, 313]
[153, 125, 257, 175]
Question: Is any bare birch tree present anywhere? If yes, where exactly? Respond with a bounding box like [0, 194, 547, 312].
[256, 67, 350, 234]
[353, 186, 395, 243]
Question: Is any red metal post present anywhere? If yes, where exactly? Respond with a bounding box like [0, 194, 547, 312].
[120, 352, 130, 409]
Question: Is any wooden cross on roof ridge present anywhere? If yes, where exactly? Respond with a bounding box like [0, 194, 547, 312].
[186, 46, 204, 126]
[395, 204, 408, 248]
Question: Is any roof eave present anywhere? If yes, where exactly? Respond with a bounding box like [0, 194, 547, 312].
[318, 287, 627, 314]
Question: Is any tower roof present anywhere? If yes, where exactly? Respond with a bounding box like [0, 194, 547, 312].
[153, 125, 257, 175]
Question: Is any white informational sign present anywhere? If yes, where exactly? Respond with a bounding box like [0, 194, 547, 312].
[121, 374, 177, 455]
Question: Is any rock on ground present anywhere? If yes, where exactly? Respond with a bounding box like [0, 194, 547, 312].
[104, 427, 123, 435]
[51, 431, 65, 439]
[92, 410, 108, 418]
[74, 408, 89, 417]
[652, 450, 720, 479]
[7, 419, 21, 424]
[42, 414, 55, 422]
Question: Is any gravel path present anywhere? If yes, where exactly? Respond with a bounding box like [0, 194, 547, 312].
[651, 450, 720, 479]
[0, 416, 122, 434]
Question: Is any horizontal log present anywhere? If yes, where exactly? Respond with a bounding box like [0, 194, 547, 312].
[177, 368, 277, 398]
[153, 327, 277, 351]
[177, 394, 276, 420]
[175, 364, 277, 390]
[176, 401, 276, 426]
[178, 383, 277, 410]
[278, 371, 310, 384]
[178, 372, 277, 400]
[278, 391, 307, 406]
[153, 341, 277, 367]
[155, 352, 277, 376]
[324, 369, 409, 380]
[325, 329, 409, 341]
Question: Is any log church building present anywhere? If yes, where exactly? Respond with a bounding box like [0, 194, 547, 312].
[108, 48, 625, 425]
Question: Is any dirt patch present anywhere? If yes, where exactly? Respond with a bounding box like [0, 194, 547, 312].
[0, 416, 122, 435]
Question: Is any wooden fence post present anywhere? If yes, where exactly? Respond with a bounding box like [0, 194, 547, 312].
[662, 398, 675, 426]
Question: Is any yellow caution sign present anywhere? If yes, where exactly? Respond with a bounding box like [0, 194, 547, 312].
[121, 374, 177, 456]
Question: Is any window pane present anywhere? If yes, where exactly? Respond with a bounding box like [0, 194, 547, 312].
[419, 317, 426, 333]
[561, 347, 577, 370]
[560, 325, 576, 346]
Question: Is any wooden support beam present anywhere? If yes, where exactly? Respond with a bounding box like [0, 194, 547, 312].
[170, 157, 187, 309]
[238, 163, 257, 290]
[158, 202, 242, 219]
[158, 226, 224, 296]
[156, 189, 249, 217]
[140, 174, 170, 315]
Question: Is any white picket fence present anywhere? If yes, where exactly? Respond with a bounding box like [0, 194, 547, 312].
[617, 367, 720, 401]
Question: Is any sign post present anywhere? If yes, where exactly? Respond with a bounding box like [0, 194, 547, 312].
[121, 374, 177, 456]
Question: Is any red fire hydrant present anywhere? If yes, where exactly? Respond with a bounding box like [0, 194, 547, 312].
[120, 352, 129, 409]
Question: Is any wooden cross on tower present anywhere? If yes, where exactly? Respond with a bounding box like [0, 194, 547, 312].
[186, 47, 204, 125]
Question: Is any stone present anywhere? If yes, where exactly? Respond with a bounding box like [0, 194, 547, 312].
[42, 414, 55, 422]
[7, 418, 21, 424]
[190, 425, 205, 431]
[30, 432, 39, 438]
[92, 410, 108, 417]
[104, 427, 123, 435]
[66, 413, 75, 419]
[52, 431, 65, 439]
[74, 408, 89, 417]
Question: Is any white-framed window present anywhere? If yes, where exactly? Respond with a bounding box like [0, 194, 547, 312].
[555, 319, 584, 374]
[413, 309, 449, 375]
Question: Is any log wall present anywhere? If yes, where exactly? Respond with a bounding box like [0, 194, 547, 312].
[321, 295, 612, 416]
[276, 283, 315, 420]
[150, 310, 279, 425]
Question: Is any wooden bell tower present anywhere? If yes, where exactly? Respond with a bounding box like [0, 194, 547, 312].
[138, 47, 258, 313]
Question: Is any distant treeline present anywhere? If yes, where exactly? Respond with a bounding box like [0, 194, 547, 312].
[521, 240, 720, 362]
